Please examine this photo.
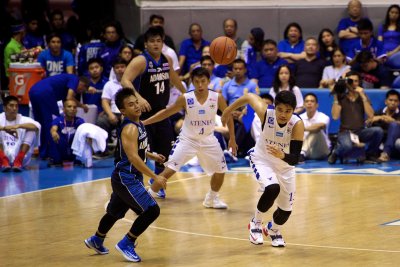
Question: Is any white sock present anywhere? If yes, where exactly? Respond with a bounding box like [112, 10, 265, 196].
[269, 220, 280, 232]
[148, 188, 158, 197]
[209, 190, 218, 197]
[254, 209, 263, 223]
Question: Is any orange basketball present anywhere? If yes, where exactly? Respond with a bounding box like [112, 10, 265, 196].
[209, 36, 237, 65]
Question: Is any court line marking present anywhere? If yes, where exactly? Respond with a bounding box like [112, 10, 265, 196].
[120, 217, 400, 254]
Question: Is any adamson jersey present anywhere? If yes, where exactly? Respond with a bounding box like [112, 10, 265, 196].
[181, 90, 219, 140]
[135, 51, 170, 119]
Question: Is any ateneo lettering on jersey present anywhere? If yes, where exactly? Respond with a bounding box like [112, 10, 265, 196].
[181, 90, 218, 140]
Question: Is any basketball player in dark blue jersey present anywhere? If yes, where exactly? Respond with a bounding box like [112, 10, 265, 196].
[84, 88, 167, 262]
[121, 26, 186, 196]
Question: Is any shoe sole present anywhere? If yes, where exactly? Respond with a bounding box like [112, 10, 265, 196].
[262, 228, 286, 247]
[84, 240, 109, 255]
[202, 203, 228, 209]
[1, 167, 12, 173]
[12, 167, 22, 172]
[115, 244, 141, 262]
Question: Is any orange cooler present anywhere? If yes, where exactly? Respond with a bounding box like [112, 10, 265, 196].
[8, 63, 44, 104]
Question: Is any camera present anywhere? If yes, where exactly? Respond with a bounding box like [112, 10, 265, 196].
[333, 77, 353, 94]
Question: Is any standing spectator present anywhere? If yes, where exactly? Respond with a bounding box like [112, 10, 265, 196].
[299, 93, 331, 162]
[29, 74, 89, 159]
[277, 22, 305, 62]
[318, 28, 338, 64]
[0, 96, 41, 172]
[83, 58, 108, 114]
[37, 33, 75, 76]
[328, 71, 384, 164]
[240, 27, 264, 73]
[250, 39, 288, 89]
[294, 37, 326, 88]
[320, 48, 350, 88]
[223, 18, 244, 54]
[337, 0, 370, 56]
[367, 90, 400, 162]
[269, 65, 304, 114]
[179, 23, 210, 76]
[49, 10, 76, 54]
[22, 15, 45, 49]
[133, 14, 176, 55]
[4, 22, 25, 77]
[49, 100, 84, 166]
[347, 18, 386, 62]
[352, 51, 393, 89]
[378, 5, 400, 67]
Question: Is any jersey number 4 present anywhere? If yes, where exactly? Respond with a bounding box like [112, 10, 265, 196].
[155, 81, 165, 95]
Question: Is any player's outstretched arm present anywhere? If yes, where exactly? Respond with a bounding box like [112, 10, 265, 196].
[142, 95, 186, 126]
[218, 94, 238, 156]
[221, 93, 267, 126]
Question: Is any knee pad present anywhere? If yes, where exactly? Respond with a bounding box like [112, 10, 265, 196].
[273, 207, 292, 225]
[257, 184, 280, 212]
[145, 204, 160, 221]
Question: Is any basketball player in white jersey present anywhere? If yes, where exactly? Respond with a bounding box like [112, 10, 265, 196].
[143, 67, 237, 208]
[222, 90, 304, 247]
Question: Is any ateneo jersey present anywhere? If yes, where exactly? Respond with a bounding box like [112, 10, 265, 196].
[114, 118, 148, 175]
[134, 51, 170, 119]
[181, 90, 219, 140]
[254, 105, 301, 168]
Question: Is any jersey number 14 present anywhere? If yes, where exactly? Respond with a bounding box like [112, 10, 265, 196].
[155, 81, 165, 94]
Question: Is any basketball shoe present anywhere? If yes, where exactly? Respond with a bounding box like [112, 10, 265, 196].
[263, 221, 286, 247]
[202, 192, 228, 209]
[115, 235, 141, 262]
[248, 218, 263, 245]
[84, 235, 109, 254]
[148, 178, 166, 198]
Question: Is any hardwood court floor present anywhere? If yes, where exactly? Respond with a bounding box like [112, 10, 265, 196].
[1, 171, 399, 267]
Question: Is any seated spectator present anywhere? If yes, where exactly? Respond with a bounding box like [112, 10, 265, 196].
[320, 48, 350, 88]
[366, 90, 400, 162]
[109, 44, 134, 81]
[96, 57, 127, 146]
[179, 23, 210, 76]
[295, 37, 326, 88]
[251, 93, 274, 142]
[240, 27, 264, 74]
[49, 10, 77, 54]
[29, 74, 89, 159]
[277, 22, 305, 62]
[318, 28, 339, 63]
[352, 51, 393, 89]
[378, 5, 400, 58]
[37, 33, 75, 76]
[222, 59, 258, 156]
[188, 56, 223, 92]
[299, 93, 331, 162]
[49, 100, 84, 166]
[347, 18, 386, 62]
[0, 96, 41, 172]
[337, 0, 370, 56]
[328, 71, 384, 164]
[83, 58, 109, 113]
[250, 39, 288, 89]
[269, 65, 304, 114]
[133, 14, 176, 56]
[223, 18, 244, 54]
[4, 22, 25, 77]
[23, 15, 45, 49]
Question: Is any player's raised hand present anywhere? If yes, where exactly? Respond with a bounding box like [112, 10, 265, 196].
[138, 97, 152, 112]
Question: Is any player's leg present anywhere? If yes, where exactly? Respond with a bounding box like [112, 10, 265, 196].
[0, 142, 11, 172]
[264, 168, 295, 247]
[198, 135, 228, 209]
[12, 130, 36, 171]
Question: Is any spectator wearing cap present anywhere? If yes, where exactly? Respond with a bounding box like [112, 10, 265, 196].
[4, 23, 25, 77]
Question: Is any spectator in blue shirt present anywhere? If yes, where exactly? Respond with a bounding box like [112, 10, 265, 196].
[240, 27, 264, 74]
[179, 23, 210, 76]
[83, 58, 108, 113]
[337, 0, 370, 56]
[37, 33, 75, 76]
[250, 39, 288, 89]
[347, 18, 386, 63]
[22, 15, 45, 49]
[277, 22, 305, 63]
[49, 100, 84, 166]
[378, 5, 400, 69]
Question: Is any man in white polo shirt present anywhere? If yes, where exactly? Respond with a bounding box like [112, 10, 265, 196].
[299, 93, 331, 162]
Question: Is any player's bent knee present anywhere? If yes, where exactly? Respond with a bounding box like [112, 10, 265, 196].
[145, 204, 160, 221]
[257, 184, 280, 212]
[273, 207, 292, 225]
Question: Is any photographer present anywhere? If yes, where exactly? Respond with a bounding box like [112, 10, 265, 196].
[328, 71, 384, 164]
